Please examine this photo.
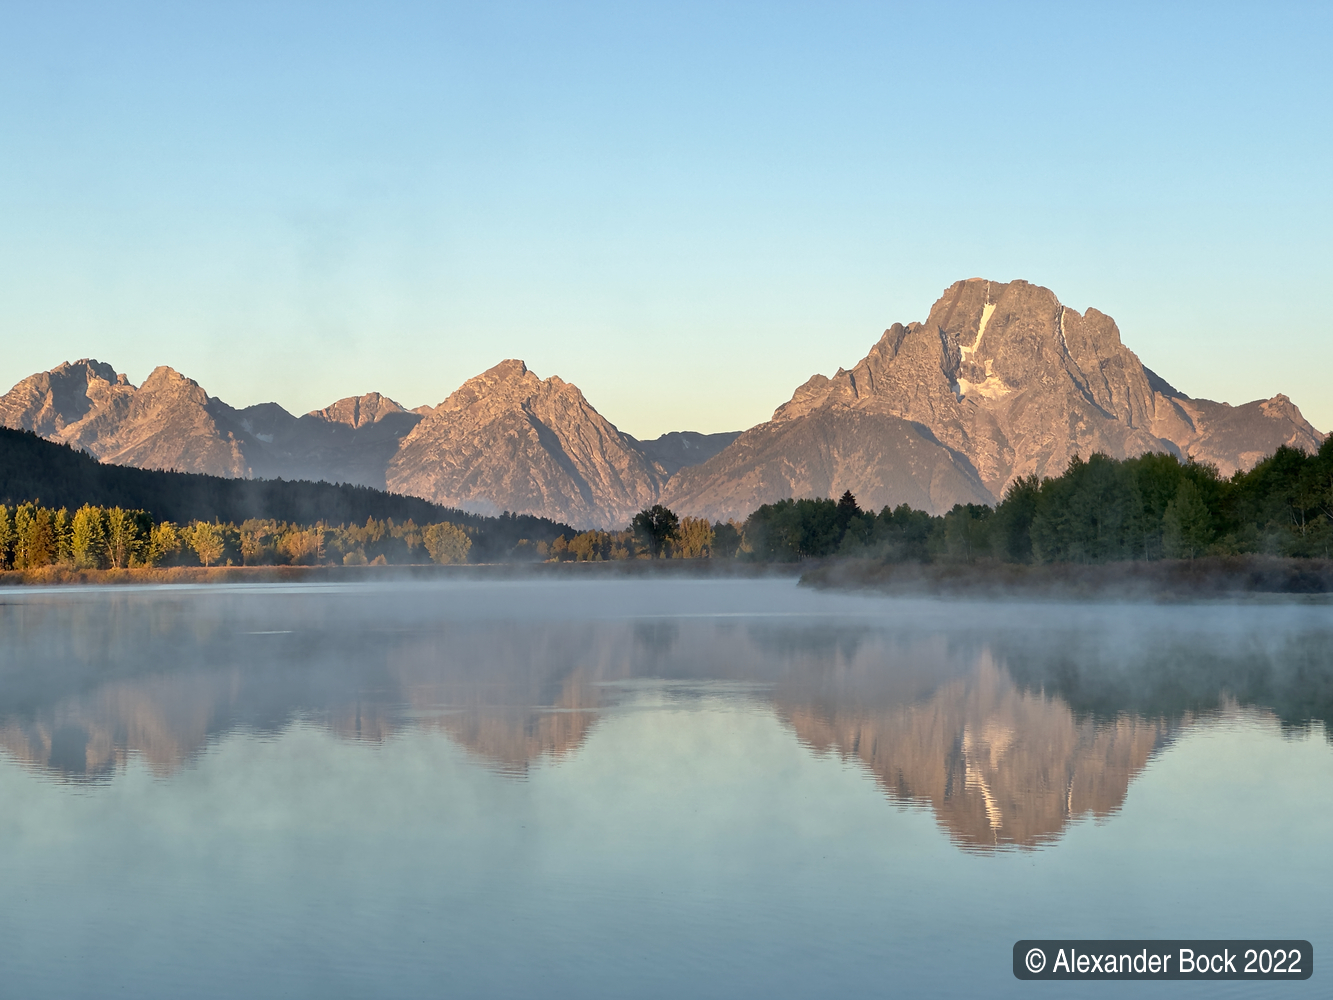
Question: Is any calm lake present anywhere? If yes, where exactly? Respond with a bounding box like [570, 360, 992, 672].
[0, 577, 1329, 998]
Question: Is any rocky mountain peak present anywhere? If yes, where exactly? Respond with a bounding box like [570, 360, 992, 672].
[3, 279, 1322, 526]
[139, 365, 207, 399]
[388, 361, 662, 528]
[0, 358, 135, 437]
[309, 392, 409, 429]
[665, 277, 1325, 518]
[430, 359, 543, 418]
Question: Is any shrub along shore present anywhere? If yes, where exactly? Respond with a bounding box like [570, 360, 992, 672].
[1, 440, 1330, 588]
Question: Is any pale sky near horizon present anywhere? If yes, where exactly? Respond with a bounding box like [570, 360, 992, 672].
[1, 1, 1329, 438]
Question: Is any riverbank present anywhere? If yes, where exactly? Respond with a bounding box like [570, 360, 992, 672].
[799, 555, 1333, 600]
[5, 555, 1330, 597]
[0, 559, 799, 587]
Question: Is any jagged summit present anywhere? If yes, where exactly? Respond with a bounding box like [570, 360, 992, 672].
[309, 392, 411, 429]
[387, 360, 665, 528]
[664, 278, 1324, 518]
[0, 359, 132, 438]
[1, 281, 1323, 525]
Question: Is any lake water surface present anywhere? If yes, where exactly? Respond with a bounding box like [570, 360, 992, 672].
[0, 578, 1329, 998]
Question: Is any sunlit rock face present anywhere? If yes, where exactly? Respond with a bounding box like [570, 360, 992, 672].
[0, 359, 133, 439]
[0, 360, 251, 477]
[665, 278, 1324, 517]
[779, 653, 1175, 851]
[387, 360, 668, 529]
[3, 279, 1320, 525]
[0, 362, 431, 488]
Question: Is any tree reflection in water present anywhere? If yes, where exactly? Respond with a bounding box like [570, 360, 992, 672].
[0, 583, 1328, 851]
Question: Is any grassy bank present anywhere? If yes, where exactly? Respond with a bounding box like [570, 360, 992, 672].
[0, 559, 800, 587]
[799, 555, 1333, 600]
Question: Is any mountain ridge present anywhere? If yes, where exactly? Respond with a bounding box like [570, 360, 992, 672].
[664, 278, 1324, 518]
[2, 277, 1324, 525]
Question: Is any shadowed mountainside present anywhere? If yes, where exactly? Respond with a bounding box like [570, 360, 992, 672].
[0, 360, 734, 528]
[0, 425, 571, 542]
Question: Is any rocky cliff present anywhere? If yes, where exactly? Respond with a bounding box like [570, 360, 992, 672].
[387, 360, 667, 528]
[0, 362, 437, 488]
[665, 279, 1325, 517]
[0, 359, 726, 523]
[0, 360, 253, 476]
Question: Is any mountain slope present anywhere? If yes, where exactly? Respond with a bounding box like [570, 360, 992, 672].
[665, 409, 992, 522]
[0, 360, 258, 476]
[0, 363, 429, 487]
[628, 430, 740, 477]
[387, 360, 664, 528]
[0, 425, 460, 526]
[240, 393, 425, 488]
[3, 281, 1323, 526]
[665, 278, 1324, 517]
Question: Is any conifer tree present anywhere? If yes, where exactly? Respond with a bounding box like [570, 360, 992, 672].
[632, 505, 680, 559]
[1163, 479, 1214, 559]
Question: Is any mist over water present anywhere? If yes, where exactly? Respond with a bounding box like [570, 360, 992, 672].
[1, 579, 1329, 998]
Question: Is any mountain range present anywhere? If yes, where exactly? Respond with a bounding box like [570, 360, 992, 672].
[2, 278, 1324, 527]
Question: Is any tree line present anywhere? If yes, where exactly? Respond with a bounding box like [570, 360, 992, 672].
[0, 425, 571, 558]
[4, 440, 1329, 571]
[0, 504, 480, 571]
[548, 441, 1333, 564]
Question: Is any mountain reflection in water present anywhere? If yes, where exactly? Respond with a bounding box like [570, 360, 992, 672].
[0, 581, 1329, 852]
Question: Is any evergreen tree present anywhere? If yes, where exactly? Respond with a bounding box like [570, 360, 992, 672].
[1162, 478, 1214, 558]
[836, 490, 861, 525]
[632, 505, 680, 559]
[989, 475, 1039, 562]
[940, 503, 992, 562]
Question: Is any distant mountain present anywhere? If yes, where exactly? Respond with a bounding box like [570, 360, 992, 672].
[0, 361, 437, 488]
[0, 359, 732, 528]
[628, 430, 740, 477]
[0, 360, 252, 476]
[238, 392, 426, 489]
[665, 278, 1325, 517]
[2, 278, 1324, 525]
[387, 360, 667, 528]
[0, 425, 442, 526]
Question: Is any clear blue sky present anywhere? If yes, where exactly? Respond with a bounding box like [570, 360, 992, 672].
[2, 1, 1329, 437]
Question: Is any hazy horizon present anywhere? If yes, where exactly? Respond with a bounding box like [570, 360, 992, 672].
[3, 3, 1329, 438]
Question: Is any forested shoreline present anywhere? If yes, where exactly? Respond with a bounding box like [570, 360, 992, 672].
[1, 437, 1330, 577]
[546, 440, 1333, 566]
[734, 440, 1333, 564]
